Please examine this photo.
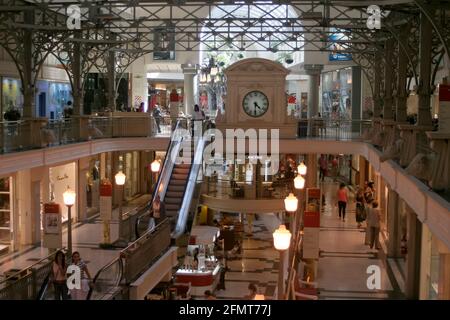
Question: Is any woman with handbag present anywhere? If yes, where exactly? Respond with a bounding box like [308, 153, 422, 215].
[52, 250, 68, 300]
[70, 251, 93, 300]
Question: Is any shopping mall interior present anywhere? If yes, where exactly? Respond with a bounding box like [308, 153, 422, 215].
[0, 0, 449, 301]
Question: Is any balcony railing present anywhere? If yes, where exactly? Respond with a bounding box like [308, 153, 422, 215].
[0, 114, 178, 154]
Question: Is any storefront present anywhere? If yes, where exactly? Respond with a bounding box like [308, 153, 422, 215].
[49, 162, 77, 223]
[0, 176, 14, 256]
[1, 77, 23, 118]
[85, 156, 101, 218]
[420, 225, 450, 300]
[35, 80, 72, 119]
[123, 151, 140, 201]
[321, 67, 353, 120]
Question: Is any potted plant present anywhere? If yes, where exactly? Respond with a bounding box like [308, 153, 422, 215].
[3, 106, 21, 121]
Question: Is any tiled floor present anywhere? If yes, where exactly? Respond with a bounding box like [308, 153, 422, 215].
[316, 181, 403, 299]
[0, 194, 150, 281]
[209, 180, 403, 300]
[214, 213, 280, 300]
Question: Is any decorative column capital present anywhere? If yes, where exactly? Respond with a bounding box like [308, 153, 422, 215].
[181, 63, 199, 74]
[304, 64, 323, 75]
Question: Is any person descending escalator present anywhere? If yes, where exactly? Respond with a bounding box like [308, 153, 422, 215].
[152, 194, 165, 225]
[51, 250, 68, 300]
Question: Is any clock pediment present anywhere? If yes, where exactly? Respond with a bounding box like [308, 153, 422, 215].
[225, 58, 290, 76]
[217, 58, 296, 138]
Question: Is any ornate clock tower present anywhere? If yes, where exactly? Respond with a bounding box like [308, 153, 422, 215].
[216, 58, 297, 138]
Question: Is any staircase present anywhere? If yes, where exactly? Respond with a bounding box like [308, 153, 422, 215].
[164, 138, 194, 227]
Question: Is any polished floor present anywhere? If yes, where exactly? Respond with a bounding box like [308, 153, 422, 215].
[209, 181, 403, 300]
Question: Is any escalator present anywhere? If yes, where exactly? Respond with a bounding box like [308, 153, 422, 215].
[37, 120, 211, 300]
[136, 119, 211, 240]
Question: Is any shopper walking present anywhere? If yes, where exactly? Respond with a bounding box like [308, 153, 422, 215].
[69, 251, 92, 300]
[52, 250, 69, 300]
[319, 154, 328, 182]
[366, 201, 381, 250]
[191, 104, 205, 135]
[355, 188, 366, 228]
[336, 183, 348, 221]
[216, 266, 227, 291]
[152, 104, 162, 133]
[152, 194, 165, 224]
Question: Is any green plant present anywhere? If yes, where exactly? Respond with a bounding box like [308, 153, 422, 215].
[3, 107, 21, 121]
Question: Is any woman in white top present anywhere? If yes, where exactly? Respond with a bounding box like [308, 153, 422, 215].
[69, 251, 92, 300]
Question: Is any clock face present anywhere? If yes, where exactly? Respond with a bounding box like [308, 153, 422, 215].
[242, 91, 269, 118]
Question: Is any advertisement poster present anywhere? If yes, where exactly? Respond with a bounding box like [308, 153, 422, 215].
[306, 187, 322, 213]
[328, 32, 352, 62]
[43, 203, 61, 235]
[328, 32, 352, 61]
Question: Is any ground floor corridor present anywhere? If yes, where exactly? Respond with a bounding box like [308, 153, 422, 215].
[317, 182, 404, 299]
[213, 181, 404, 300]
[0, 194, 150, 282]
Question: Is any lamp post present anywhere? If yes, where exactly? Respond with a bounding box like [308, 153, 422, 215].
[63, 186, 76, 257]
[151, 159, 161, 192]
[298, 162, 307, 176]
[114, 171, 127, 247]
[294, 174, 305, 232]
[284, 192, 298, 234]
[273, 225, 291, 300]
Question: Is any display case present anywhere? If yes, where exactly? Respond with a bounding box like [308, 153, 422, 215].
[175, 226, 221, 296]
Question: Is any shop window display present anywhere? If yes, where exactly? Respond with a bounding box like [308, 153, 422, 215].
[321, 68, 353, 120]
[2, 78, 23, 118]
[86, 159, 101, 216]
[0, 177, 13, 254]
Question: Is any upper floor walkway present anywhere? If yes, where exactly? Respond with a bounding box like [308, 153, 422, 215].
[1, 116, 449, 251]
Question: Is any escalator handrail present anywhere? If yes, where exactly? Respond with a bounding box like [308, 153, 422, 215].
[135, 119, 188, 239]
[86, 257, 123, 300]
[171, 120, 212, 238]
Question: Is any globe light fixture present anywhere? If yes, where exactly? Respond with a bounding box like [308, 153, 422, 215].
[151, 159, 161, 173]
[114, 171, 126, 186]
[294, 174, 305, 190]
[273, 224, 292, 251]
[63, 186, 76, 207]
[284, 193, 298, 213]
[297, 162, 307, 175]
